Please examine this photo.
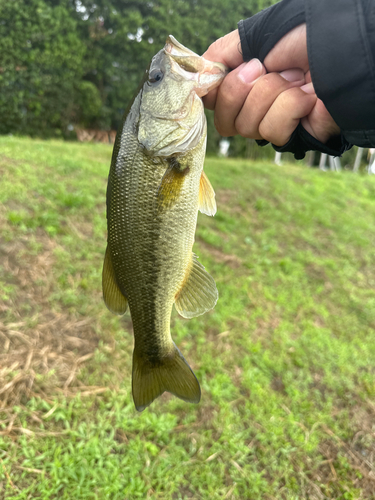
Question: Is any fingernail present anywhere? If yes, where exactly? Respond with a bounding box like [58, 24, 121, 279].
[279, 69, 305, 82]
[300, 82, 315, 94]
[238, 59, 263, 84]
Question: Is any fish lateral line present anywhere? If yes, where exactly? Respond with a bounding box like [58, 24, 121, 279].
[103, 35, 227, 411]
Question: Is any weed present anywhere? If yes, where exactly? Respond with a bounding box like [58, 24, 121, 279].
[1, 137, 375, 498]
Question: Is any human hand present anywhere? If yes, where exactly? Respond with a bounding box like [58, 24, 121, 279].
[203, 25, 340, 146]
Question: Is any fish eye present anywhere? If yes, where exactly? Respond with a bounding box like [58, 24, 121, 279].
[148, 69, 164, 85]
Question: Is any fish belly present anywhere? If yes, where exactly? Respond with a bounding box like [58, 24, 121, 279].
[108, 142, 201, 355]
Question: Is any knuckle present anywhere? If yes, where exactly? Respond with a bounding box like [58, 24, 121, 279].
[259, 118, 292, 146]
[219, 77, 245, 105]
[253, 73, 288, 100]
[213, 114, 223, 134]
[219, 88, 238, 107]
[258, 118, 281, 144]
[216, 36, 227, 52]
[205, 35, 228, 61]
[256, 73, 280, 90]
[214, 114, 231, 137]
[235, 118, 254, 139]
[235, 122, 248, 138]
[260, 73, 276, 86]
[280, 86, 303, 106]
[205, 38, 223, 56]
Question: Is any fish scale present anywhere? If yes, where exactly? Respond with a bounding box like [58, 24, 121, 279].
[102, 35, 228, 411]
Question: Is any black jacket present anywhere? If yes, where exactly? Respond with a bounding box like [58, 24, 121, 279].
[238, 0, 375, 159]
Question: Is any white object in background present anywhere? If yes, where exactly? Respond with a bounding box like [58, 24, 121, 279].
[368, 148, 375, 174]
[319, 153, 327, 170]
[329, 156, 341, 171]
[219, 139, 230, 157]
[353, 147, 364, 172]
[274, 151, 282, 165]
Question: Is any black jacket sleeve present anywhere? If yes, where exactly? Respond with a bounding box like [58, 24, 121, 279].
[238, 0, 375, 158]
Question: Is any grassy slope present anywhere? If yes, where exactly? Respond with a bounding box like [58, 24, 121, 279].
[1, 136, 375, 499]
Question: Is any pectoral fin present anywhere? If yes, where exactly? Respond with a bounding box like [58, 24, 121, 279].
[102, 246, 128, 315]
[157, 160, 189, 213]
[198, 171, 216, 216]
[174, 254, 218, 318]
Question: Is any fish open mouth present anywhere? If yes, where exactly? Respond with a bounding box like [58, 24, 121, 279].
[164, 35, 228, 97]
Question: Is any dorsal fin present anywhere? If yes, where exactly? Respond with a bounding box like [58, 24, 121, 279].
[174, 254, 218, 318]
[198, 171, 216, 216]
[102, 246, 128, 315]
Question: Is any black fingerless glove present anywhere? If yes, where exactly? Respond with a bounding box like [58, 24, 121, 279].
[257, 124, 351, 161]
[238, 0, 305, 63]
[238, 0, 352, 159]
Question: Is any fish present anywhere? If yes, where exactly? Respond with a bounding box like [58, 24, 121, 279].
[102, 35, 228, 411]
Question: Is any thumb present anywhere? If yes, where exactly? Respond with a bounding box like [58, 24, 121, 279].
[202, 30, 244, 111]
[264, 24, 309, 72]
[202, 30, 243, 68]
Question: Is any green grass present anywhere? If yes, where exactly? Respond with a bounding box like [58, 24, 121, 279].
[1, 136, 375, 499]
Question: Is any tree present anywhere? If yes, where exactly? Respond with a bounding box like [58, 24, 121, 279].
[1, 0, 279, 142]
[72, 0, 277, 131]
[0, 0, 100, 136]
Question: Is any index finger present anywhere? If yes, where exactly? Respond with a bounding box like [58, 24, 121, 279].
[202, 30, 244, 110]
[202, 30, 243, 68]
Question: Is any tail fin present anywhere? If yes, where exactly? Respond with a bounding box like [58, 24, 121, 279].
[132, 344, 201, 412]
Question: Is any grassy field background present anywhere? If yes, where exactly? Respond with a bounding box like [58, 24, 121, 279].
[1, 136, 375, 499]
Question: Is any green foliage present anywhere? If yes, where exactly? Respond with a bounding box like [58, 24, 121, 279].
[228, 136, 276, 160]
[1, 0, 279, 136]
[205, 109, 222, 156]
[0, 0, 90, 137]
[74, 81, 103, 128]
[2, 137, 375, 498]
[75, 0, 278, 130]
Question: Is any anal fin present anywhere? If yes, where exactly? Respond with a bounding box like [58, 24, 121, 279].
[198, 171, 216, 216]
[132, 344, 201, 412]
[174, 253, 218, 319]
[102, 246, 128, 315]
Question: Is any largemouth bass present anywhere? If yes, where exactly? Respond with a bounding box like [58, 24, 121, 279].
[102, 36, 227, 411]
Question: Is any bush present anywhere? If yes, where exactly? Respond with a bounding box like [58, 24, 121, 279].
[0, 0, 89, 137]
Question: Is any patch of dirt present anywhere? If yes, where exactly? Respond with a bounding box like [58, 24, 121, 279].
[216, 189, 234, 206]
[172, 486, 195, 499]
[305, 262, 329, 284]
[0, 155, 23, 170]
[0, 233, 99, 411]
[196, 238, 242, 269]
[313, 315, 326, 328]
[314, 420, 375, 498]
[270, 375, 286, 394]
[251, 314, 281, 344]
